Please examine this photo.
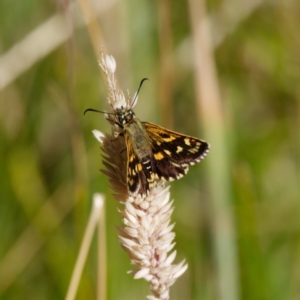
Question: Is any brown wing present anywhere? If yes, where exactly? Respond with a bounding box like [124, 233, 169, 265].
[143, 122, 209, 182]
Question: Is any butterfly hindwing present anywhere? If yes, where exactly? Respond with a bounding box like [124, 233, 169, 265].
[125, 131, 158, 195]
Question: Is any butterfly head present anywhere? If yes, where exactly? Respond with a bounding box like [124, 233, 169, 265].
[115, 106, 135, 127]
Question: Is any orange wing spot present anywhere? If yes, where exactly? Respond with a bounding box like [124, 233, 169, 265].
[128, 179, 135, 186]
[163, 149, 172, 156]
[188, 148, 198, 154]
[147, 173, 156, 183]
[129, 155, 135, 162]
[154, 152, 164, 160]
[136, 163, 143, 171]
[162, 136, 176, 142]
[176, 146, 183, 153]
[184, 138, 191, 146]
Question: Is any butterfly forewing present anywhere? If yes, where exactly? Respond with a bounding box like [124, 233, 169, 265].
[144, 122, 209, 181]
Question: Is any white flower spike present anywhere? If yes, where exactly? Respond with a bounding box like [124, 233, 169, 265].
[93, 50, 188, 300]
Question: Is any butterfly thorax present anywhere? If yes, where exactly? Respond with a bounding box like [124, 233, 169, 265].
[116, 108, 152, 159]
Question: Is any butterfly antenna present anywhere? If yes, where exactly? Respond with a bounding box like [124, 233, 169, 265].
[83, 108, 115, 115]
[131, 78, 149, 109]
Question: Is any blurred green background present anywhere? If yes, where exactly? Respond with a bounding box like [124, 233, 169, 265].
[0, 0, 299, 299]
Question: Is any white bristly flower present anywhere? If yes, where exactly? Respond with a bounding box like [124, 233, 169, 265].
[105, 55, 116, 73]
[98, 52, 127, 110]
[94, 50, 188, 300]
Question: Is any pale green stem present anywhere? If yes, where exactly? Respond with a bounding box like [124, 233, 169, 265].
[66, 194, 105, 300]
[188, 0, 240, 299]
